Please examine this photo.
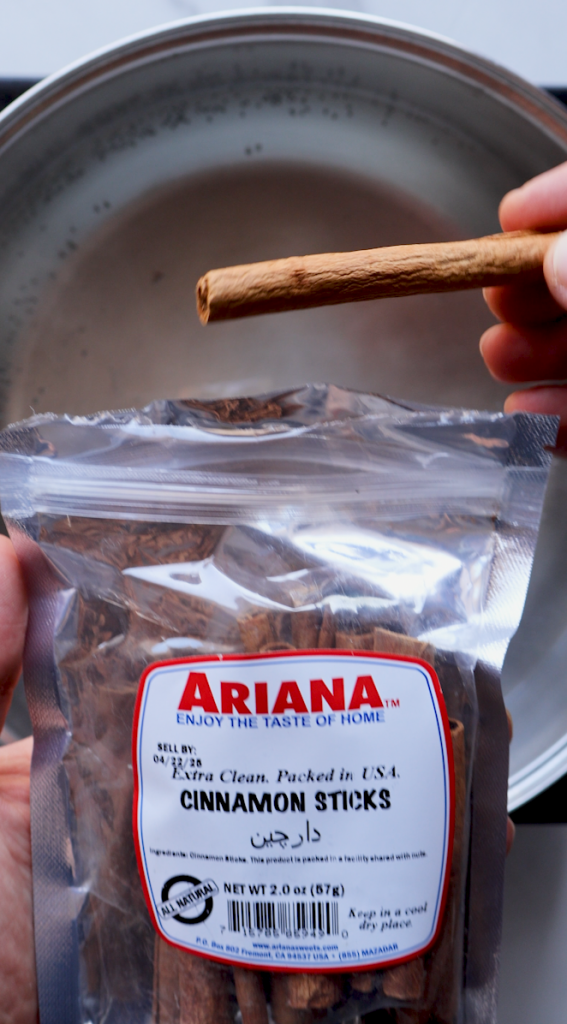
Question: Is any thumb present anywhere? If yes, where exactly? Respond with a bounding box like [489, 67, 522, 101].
[0, 536, 28, 734]
[544, 230, 567, 312]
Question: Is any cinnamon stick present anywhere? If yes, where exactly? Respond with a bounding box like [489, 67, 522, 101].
[178, 953, 233, 1024]
[235, 611, 465, 1021]
[387, 719, 466, 1024]
[291, 609, 322, 649]
[153, 937, 181, 1023]
[270, 974, 311, 1024]
[419, 719, 466, 1024]
[233, 967, 269, 1024]
[240, 608, 345, 1020]
[239, 610, 291, 651]
[239, 610, 279, 651]
[448, 719, 466, 878]
[286, 973, 343, 1009]
[196, 230, 560, 323]
[335, 630, 375, 651]
[318, 607, 335, 649]
[271, 972, 343, 1023]
[55, 520, 229, 1023]
[373, 628, 435, 665]
[152, 942, 234, 1024]
[382, 958, 426, 1001]
[349, 971, 378, 994]
[349, 628, 435, 1001]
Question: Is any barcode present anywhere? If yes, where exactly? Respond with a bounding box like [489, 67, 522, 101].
[227, 900, 339, 936]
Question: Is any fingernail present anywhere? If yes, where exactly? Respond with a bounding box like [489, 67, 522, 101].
[479, 326, 497, 358]
[550, 230, 567, 307]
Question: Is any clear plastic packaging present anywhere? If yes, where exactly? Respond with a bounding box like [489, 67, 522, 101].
[0, 385, 557, 1024]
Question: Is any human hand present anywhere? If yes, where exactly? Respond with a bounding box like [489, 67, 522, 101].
[0, 534, 36, 1023]
[481, 161, 567, 446]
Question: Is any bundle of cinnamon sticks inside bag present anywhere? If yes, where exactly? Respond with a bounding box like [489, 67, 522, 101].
[2, 386, 544, 1024]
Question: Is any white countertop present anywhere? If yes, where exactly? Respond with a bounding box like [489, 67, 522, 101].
[1, 0, 566, 85]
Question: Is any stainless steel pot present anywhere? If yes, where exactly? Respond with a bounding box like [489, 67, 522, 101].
[1, 8, 567, 807]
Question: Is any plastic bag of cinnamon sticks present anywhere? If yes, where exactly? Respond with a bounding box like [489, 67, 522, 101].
[0, 384, 557, 1024]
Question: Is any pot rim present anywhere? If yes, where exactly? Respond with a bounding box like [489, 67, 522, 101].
[1, 6, 567, 153]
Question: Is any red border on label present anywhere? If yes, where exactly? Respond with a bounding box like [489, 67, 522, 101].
[132, 649, 455, 974]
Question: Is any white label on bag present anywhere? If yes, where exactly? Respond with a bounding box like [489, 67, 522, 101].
[133, 651, 454, 972]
